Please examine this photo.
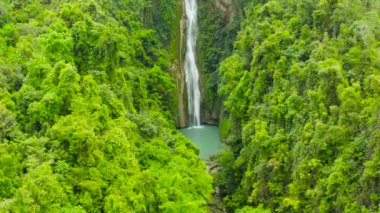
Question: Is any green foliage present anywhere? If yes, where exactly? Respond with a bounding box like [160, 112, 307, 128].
[216, 0, 380, 212]
[0, 0, 212, 212]
[198, 1, 241, 112]
[236, 205, 271, 213]
[145, 0, 178, 46]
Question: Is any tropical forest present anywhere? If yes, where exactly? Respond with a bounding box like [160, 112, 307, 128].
[0, 0, 379, 212]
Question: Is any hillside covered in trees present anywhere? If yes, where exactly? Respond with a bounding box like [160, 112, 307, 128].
[0, 0, 213, 212]
[1, 0, 380, 212]
[215, 0, 380, 212]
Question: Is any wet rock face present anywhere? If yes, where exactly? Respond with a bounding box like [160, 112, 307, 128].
[215, 0, 233, 20]
[172, 63, 187, 128]
[174, 0, 188, 128]
[203, 108, 220, 125]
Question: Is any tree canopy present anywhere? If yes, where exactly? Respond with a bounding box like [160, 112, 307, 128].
[0, 0, 213, 212]
[215, 0, 380, 212]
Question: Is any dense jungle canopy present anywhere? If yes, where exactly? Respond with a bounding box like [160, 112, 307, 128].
[0, 0, 379, 212]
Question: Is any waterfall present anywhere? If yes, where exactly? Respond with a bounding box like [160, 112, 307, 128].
[184, 0, 201, 127]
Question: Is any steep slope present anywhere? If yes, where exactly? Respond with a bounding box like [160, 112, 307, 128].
[216, 0, 380, 212]
[0, 0, 212, 212]
[198, 0, 241, 124]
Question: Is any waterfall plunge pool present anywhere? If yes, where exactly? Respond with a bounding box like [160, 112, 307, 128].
[180, 125, 223, 160]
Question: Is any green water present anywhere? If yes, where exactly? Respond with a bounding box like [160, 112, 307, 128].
[180, 125, 223, 159]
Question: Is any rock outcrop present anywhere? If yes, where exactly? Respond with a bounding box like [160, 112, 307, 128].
[171, 0, 188, 128]
[204, 108, 220, 125]
[215, 0, 234, 20]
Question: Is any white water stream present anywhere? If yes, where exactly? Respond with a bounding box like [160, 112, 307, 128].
[184, 0, 201, 127]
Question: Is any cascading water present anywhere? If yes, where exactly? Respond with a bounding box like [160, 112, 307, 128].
[184, 0, 201, 127]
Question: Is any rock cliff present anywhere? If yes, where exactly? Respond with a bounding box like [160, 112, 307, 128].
[173, 0, 188, 128]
